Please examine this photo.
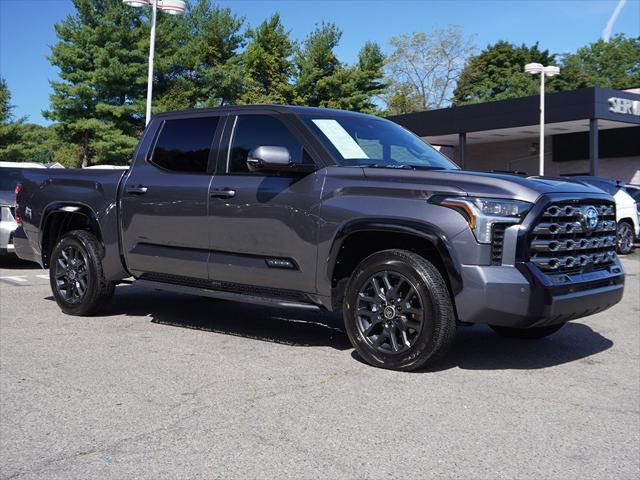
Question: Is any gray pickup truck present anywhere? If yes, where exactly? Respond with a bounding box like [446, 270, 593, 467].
[14, 105, 625, 370]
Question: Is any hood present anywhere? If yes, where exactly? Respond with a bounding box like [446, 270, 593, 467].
[361, 168, 607, 203]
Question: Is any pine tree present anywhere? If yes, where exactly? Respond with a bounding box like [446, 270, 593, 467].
[0, 77, 24, 160]
[0, 77, 13, 124]
[45, 0, 148, 166]
[240, 13, 295, 104]
[154, 0, 245, 110]
[311, 43, 386, 113]
[294, 22, 342, 106]
[294, 24, 385, 113]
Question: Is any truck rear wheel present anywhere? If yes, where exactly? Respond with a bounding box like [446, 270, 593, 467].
[49, 230, 115, 316]
[489, 323, 565, 339]
[343, 249, 456, 371]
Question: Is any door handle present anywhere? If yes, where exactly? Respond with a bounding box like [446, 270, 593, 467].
[210, 188, 236, 199]
[126, 185, 148, 195]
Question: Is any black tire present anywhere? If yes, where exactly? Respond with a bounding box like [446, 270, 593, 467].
[489, 323, 565, 339]
[343, 249, 456, 371]
[616, 221, 634, 255]
[49, 230, 115, 316]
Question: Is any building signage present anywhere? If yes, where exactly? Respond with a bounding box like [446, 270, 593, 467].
[608, 97, 640, 117]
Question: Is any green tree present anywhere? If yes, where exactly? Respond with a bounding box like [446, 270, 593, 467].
[294, 22, 342, 105]
[385, 82, 423, 115]
[385, 26, 475, 113]
[240, 13, 295, 104]
[0, 77, 13, 124]
[352, 41, 386, 111]
[0, 77, 25, 161]
[557, 34, 640, 91]
[0, 124, 60, 164]
[314, 41, 386, 113]
[154, 0, 245, 110]
[45, 0, 149, 167]
[294, 23, 385, 113]
[452, 41, 556, 105]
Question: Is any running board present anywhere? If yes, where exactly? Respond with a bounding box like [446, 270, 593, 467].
[135, 279, 322, 310]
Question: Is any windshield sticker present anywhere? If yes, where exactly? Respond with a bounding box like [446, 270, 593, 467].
[312, 119, 369, 159]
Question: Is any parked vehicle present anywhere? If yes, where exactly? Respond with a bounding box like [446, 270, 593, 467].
[1, 164, 45, 255]
[623, 184, 640, 210]
[568, 176, 639, 255]
[13, 106, 625, 370]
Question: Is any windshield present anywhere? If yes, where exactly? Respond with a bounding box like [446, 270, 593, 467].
[625, 186, 640, 202]
[301, 114, 458, 170]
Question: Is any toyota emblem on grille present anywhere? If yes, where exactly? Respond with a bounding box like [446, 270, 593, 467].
[581, 206, 599, 232]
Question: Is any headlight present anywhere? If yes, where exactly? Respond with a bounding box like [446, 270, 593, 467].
[433, 196, 533, 243]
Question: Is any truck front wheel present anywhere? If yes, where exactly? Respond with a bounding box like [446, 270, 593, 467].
[343, 249, 457, 371]
[49, 230, 115, 316]
[489, 323, 565, 339]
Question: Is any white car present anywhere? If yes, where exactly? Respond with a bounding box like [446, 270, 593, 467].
[570, 176, 639, 255]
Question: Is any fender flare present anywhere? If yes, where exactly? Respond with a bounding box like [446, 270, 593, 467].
[39, 202, 102, 265]
[326, 218, 463, 295]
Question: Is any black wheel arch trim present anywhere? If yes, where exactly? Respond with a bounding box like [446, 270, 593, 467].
[326, 218, 464, 295]
[39, 202, 103, 267]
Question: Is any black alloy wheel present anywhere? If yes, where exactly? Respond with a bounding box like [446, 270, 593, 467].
[49, 230, 115, 316]
[343, 249, 457, 371]
[54, 244, 90, 304]
[355, 271, 424, 355]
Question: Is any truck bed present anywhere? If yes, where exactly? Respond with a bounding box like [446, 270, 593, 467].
[14, 167, 129, 279]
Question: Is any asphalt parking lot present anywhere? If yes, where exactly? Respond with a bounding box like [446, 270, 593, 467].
[0, 254, 638, 480]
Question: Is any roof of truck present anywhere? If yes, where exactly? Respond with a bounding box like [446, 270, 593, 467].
[152, 104, 377, 119]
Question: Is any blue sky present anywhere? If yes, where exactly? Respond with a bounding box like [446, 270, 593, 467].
[1, 0, 639, 124]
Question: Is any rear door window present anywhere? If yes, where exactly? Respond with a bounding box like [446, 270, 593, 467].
[151, 116, 220, 173]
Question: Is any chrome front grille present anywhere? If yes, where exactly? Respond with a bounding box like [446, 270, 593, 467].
[529, 202, 617, 274]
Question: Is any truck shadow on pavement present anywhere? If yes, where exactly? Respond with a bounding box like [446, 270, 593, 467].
[410, 323, 612, 372]
[100, 285, 352, 350]
[50, 285, 614, 368]
[0, 257, 40, 270]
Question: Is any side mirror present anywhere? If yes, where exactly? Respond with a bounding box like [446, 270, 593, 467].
[247, 146, 292, 172]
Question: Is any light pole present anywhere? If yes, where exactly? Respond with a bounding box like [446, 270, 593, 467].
[524, 62, 560, 176]
[122, 0, 186, 126]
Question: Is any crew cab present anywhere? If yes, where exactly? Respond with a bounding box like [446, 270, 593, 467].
[13, 106, 625, 370]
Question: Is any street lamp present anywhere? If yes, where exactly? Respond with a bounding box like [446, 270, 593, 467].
[123, 0, 186, 126]
[524, 62, 560, 176]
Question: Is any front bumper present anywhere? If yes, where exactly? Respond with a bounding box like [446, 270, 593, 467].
[454, 259, 625, 328]
[453, 192, 626, 328]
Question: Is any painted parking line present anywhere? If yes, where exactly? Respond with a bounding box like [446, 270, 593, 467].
[0, 276, 28, 283]
[0, 274, 51, 286]
[0, 276, 29, 285]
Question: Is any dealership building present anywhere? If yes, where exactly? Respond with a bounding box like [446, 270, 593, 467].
[389, 87, 640, 183]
